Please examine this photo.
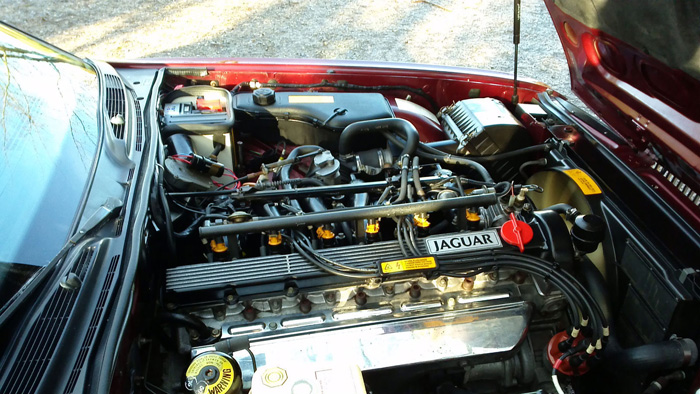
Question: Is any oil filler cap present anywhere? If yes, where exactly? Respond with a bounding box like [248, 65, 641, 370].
[252, 88, 276, 106]
[500, 213, 533, 253]
[184, 352, 242, 394]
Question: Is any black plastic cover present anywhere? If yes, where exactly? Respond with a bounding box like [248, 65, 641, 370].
[233, 92, 394, 148]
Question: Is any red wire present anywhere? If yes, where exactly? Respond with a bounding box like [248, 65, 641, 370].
[169, 155, 241, 189]
[224, 167, 240, 188]
[170, 157, 192, 165]
[213, 180, 234, 190]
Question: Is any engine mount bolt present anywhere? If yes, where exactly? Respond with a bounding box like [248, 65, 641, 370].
[409, 283, 422, 299]
[355, 290, 368, 306]
[324, 292, 336, 304]
[269, 322, 278, 330]
[462, 277, 475, 292]
[211, 328, 221, 337]
[299, 298, 312, 314]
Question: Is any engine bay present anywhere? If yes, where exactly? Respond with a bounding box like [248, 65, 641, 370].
[139, 69, 699, 394]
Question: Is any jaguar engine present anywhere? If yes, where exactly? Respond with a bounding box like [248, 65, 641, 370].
[146, 77, 673, 394]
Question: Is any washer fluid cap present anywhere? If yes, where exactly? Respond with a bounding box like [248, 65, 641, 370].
[252, 88, 276, 105]
[500, 213, 533, 253]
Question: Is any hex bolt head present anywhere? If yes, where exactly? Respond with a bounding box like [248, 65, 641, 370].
[270, 299, 282, 312]
[383, 285, 395, 296]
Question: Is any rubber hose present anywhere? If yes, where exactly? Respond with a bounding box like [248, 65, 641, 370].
[642, 371, 686, 394]
[464, 143, 553, 163]
[382, 131, 494, 182]
[394, 157, 410, 203]
[606, 338, 698, 373]
[339, 118, 419, 157]
[280, 145, 325, 212]
[159, 312, 214, 343]
[545, 203, 574, 215]
[519, 158, 547, 179]
[413, 156, 425, 199]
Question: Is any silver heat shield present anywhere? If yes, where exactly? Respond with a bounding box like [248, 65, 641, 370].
[193, 286, 532, 388]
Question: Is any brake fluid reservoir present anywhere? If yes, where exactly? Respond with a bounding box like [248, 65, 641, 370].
[184, 352, 242, 394]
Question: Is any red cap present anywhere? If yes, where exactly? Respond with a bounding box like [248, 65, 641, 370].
[500, 213, 533, 252]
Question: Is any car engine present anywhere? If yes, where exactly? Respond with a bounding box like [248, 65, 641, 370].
[143, 74, 697, 394]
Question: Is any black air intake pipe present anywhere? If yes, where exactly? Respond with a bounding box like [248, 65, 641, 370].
[605, 338, 698, 373]
[339, 118, 419, 157]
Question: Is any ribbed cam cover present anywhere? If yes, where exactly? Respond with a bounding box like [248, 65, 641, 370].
[165, 228, 533, 305]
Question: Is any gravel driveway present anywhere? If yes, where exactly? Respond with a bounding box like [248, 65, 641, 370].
[3, 0, 579, 105]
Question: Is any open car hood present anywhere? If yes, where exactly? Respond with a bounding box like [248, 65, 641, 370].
[544, 0, 700, 195]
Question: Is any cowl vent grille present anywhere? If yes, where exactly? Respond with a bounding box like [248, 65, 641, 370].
[63, 255, 121, 394]
[132, 91, 143, 151]
[4, 247, 95, 394]
[104, 74, 126, 139]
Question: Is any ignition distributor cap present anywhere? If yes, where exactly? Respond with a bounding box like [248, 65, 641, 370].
[252, 88, 276, 106]
[184, 352, 242, 394]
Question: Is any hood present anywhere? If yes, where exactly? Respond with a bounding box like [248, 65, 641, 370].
[544, 0, 700, 194]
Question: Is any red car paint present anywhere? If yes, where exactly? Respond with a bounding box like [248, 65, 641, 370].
[544, 0, 700, 229]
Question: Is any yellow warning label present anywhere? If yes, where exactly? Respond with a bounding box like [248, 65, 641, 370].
[185, 353, 235, 394]
[288, 95, 334, 104]
[381, 256, 437, 274]
[563, 169, 602, 195]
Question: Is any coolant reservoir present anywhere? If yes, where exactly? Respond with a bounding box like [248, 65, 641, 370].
[250, 364, 366, 394]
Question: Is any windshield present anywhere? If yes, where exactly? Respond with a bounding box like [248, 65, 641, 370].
[0, 25, 100, 306]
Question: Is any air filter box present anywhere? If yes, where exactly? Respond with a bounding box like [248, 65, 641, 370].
[439, 98, 530, 156]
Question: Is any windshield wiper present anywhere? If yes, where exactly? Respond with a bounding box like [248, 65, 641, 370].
[0, 197, 123, 326]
